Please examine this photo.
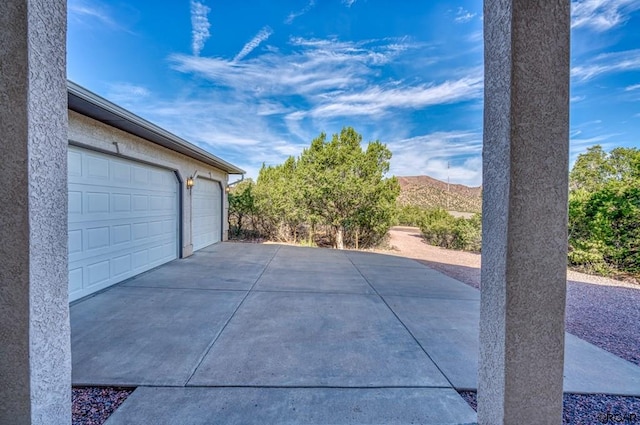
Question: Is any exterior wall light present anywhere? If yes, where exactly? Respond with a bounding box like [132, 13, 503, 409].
[186, 176, 194, 189]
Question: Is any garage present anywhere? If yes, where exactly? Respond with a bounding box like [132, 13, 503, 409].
[68, 146, 179, 301]
[192, 177, 222, 251]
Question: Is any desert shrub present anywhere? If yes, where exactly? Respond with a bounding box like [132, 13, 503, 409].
[397, 205, 428, 226]
[419, 208, 481, 252]
[568, 240, 610, 275]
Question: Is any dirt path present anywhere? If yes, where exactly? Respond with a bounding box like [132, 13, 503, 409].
[379, 226, 482, 288]
[381, 226, 638, 290]
[378, 226, 640, 367]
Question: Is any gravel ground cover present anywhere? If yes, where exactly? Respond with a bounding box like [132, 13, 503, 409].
[72, 387, 133, 425]
[566, 281, 640, 366]
[459, 391, 640, 424]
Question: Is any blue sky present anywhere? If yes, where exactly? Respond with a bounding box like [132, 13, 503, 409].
[68, 0, 640, 186]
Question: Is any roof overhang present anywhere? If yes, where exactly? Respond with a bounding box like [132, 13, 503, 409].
[67, 81, 245, 175]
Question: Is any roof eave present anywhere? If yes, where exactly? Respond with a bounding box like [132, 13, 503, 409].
[67, 81, 245, 175]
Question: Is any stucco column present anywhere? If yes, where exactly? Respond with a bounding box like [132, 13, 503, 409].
[478, 1, 570, 424]
[0, 1, 71, 424]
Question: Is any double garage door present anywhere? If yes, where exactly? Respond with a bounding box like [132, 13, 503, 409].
[68, 146, 222, 302]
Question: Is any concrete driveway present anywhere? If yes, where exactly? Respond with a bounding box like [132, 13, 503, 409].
[71, 243, 640, 425]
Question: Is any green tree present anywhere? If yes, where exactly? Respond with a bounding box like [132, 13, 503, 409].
[568, 145, 640, 277]
[397, 205, 429, 227]
[298, 127, 399, 249]
[227, 179, 256, 237]
[570, 145, 640, 191]
[569, 145, 612, 191]
[254, 157, 307, 242]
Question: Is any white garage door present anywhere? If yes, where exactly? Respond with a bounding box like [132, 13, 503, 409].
[68, 146, 179, 302]
[192, 177, 222, 251]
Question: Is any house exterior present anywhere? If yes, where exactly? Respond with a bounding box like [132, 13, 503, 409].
[67, 82, 244, 302]
[0, 1, 570, 424]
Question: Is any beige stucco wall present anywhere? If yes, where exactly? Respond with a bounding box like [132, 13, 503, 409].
[68, 110, 230, 257]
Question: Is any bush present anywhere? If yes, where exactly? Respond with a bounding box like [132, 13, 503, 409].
[397, 205, 427, 227]
[567, 145, 640, 279]
[568, 240, 610, 275]
[419, 208, 481, 252]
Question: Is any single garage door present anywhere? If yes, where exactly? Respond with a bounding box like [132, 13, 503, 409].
[192, 177, 222, 251]
[68, 146, 179, 301]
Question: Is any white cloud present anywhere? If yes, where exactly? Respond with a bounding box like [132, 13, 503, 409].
[570, 133, 620, 151]
[117, 90, 310, 177]
[234, 26, 274, 62]
[571, 0, 640, 32]
[625, 83, 640, 91]
[68, 0, 133, 32]
[107, 83, 150, 105]
[571, 49, 640, 82]
[454, 7, 476, 23]
[285, 0, 316, 24]
[256, 101, 293, 116]
[169, 35, 480, 123]
[190, 0, 211, 56]
[69, 0, 114, 25]
[169, 36, 417, 98]
[569, 133, 621, 165]
[467, 30, 483, 43]
[387, 131, 483, 186]
[159, 36, 482, 181]
[570, 95, 586, 102]
[304, 77, 483, 119]
[343, 0, 357, 7]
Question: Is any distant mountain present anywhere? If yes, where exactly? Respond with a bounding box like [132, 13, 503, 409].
[396, 175, 482, 213]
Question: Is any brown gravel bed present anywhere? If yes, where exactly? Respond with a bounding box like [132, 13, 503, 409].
[72, 387, 133, 425]
[459, 391, 640, 424]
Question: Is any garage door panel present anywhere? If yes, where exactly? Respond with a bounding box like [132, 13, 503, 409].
[87, 226, 110, 250]
[132, 194, 148, 211]
[68, 235, 177, 296]
[112, 254, 132, 277]
[69, 230, 83, 254]
[112, 224, 132, 245]
[87, 155, 110, 179]
[192, 177, 222, 251]
[68, 150, 83, 176]
[69, 191, 83, 214]
[69, 268, 83, 293]
[112, 193, 132, 212]
[87, 192, 110, 213]
[87, 260, 110, 287]
[68, 146, 178, 302]
[112, 162, 131, 183]
[69, 222, 176, 262]
[133, 250, 149, 269]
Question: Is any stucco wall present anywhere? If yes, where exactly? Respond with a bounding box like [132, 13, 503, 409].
[68, 110, 230, 256]
[0, 1, 71, 423]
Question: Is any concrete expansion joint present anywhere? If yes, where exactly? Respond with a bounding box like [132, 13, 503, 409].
[180, 384, 455, 389]
[347, 256, 458, 390]
[184, 245, 282, 385]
